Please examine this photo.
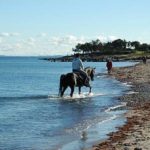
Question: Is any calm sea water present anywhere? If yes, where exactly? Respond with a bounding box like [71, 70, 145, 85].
[0, 57, 136, 150]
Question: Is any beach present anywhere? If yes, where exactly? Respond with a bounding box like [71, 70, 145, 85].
[93, 60, 150, 150]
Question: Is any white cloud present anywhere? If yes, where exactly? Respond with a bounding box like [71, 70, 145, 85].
[49, 35, 87, 46]
[26, 37, 36, 45]
[97, 35, 107, 42]
[97, 35, 118, 42]
[107, 36, 118, 41]
[0, 32, 20, 37]
[0, 33, 10, 37]
[0, 38, 2, 43]
[0, 33, 119, 56]
[36, 33, 48, 38]
[39, 33, 47, 37]
[0, 44, 14, 52]
[14, 43, 22, 49]
[9, 33, 20, 36]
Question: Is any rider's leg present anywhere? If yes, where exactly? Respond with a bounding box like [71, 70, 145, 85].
[79, 70, 89, 84]
[78, 86, 81, 94]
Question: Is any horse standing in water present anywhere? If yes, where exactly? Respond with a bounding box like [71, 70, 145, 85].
[59, 67, 95, 97]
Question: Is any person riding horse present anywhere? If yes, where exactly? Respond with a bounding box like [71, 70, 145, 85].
[59, 53, 95, 97]
[72, 53, 89, 86]
[59, 66, 95, 97]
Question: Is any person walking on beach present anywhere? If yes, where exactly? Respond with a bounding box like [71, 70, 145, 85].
[106, 58, 113, 74]
[72, 53, 89, 85]
[142, 56, 147, 64]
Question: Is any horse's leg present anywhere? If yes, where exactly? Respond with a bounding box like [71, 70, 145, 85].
[85, 83, 92, 94]
[61, 86, 67, 97]
[78, 86, 81, 95]
[70, 86, 74, 97]
[89, 86, 92, 94]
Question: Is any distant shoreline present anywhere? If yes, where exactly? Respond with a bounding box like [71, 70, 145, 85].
[43, 53, 150, 62]
[1, 54, 150, 62]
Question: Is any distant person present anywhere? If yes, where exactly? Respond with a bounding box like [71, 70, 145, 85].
[106, 59, 113, 74]
[142, 56, 147, 64]
[72, 53, 89, 85]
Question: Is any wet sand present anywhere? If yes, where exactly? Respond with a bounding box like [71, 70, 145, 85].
[92, 60, 150, 150]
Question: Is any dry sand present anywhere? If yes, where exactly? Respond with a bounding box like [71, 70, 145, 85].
[92, 60, 150, 150]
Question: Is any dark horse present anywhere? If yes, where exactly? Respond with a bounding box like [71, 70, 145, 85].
[59, 67, 95, 97]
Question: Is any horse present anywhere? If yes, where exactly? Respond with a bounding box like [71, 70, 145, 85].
[59, 67, 95, 97]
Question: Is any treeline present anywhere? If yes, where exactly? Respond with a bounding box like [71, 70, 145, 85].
[72, 39, 150, 55]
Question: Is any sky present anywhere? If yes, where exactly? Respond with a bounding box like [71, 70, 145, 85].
[0, 0, 150, 56]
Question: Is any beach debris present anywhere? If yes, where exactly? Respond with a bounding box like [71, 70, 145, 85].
[134, 148, 142, 150]
[81, 131, 88, 141]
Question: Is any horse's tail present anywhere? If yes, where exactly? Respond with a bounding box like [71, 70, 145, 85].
[58, 74, 65, 96]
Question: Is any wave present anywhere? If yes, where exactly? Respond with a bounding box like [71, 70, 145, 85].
[122, 82, 132, 87]
[126, 91, 139, 94]
[48, 92, 105, 100]
[0, 92, 104, 101]
[65, 114, 117, 134]
[61, 113, 120, 150]
[105, 102, 127, 112]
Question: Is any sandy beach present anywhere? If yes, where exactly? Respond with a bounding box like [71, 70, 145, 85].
[92, 60, 150, 150]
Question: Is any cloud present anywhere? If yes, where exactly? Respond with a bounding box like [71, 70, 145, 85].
[97, 35, 108, 42]
[107, 36, 118, 41]
[27, 37, 36, 43]
[0, 34, 119, 56]
[0, 44, 14, 52]
[0, 32, 20, 37]
[39, 33, 47, 37]
[0, 33, 10, 37]
[0, 38, 2, 43]
[35, 33, 48, 38]
[49, 35, 87, 46]
[97, 35, 118, 42]
[14, 43, 22, 49]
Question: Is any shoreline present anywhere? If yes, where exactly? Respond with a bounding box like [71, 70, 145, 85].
[92, 60, 150, 150]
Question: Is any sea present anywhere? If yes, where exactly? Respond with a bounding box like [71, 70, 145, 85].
[0, 56, 136, 150]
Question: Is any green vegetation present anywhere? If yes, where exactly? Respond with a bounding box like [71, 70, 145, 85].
[73, 39, 150, 55]
[45, 39, 150, 62]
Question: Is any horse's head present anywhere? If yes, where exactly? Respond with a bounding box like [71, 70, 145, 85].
[85, 67, 96, 81]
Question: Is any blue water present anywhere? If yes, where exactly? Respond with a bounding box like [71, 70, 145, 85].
[0, 57, 136, 150]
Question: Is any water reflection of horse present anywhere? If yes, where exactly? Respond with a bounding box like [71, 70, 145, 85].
[59, 67, 95, 97]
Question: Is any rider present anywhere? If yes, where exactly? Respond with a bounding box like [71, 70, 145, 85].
[72, 53, 89, 86]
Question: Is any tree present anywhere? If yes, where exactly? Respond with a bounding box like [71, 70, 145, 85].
[131, 41, 140, 50]
[139, 43, 149, 51]
[72, 48, 80, 53]
[90, 39, 103, 52]
[73, 43, 82, 53]
[73, 38, 149, 55]
[111, 39, 126, 50]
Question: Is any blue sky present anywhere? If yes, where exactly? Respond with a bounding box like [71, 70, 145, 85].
[0, 0, 150, 56]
